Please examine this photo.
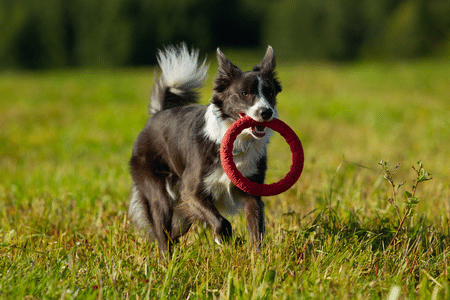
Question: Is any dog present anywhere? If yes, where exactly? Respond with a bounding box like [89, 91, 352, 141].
[128, 43, 282, 254]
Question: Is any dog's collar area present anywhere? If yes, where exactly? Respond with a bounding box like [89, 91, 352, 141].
[206, 104, 264, 154]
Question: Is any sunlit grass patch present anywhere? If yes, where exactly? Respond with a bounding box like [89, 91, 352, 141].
[1, 59, 450, 298]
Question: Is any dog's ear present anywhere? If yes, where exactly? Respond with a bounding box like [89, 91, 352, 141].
[259, 45, 276, 74]
[214, 48, 242, 93]
[257, 46, 282, 94]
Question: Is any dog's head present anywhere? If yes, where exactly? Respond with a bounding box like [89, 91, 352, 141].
[212, 46, 282, 139]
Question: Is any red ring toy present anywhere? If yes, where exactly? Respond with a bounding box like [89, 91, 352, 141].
[220, 116, 304, 196]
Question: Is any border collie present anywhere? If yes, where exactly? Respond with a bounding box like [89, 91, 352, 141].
[129, 43, 282, 254]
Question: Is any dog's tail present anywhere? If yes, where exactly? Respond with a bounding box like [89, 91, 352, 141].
[149, 43, 209, 114]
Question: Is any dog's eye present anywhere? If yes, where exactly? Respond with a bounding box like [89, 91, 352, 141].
[241, 92, 249, 97]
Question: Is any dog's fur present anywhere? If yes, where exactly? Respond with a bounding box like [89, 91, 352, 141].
[129, 44, 282, 254]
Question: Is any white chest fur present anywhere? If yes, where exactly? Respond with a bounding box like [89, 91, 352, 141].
[203, 104, 270, 214]
[203, 147, 264, 215]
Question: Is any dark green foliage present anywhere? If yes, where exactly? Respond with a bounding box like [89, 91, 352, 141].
[1, 0, 450, 69]
[265, 0, 450, 61]
[0, 0, 265, 69]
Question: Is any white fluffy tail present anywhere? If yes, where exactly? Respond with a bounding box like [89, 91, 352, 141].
[149, 43, 209, 114]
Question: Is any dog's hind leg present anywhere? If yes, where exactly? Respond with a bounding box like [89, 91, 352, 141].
[130, 180, 175, 255]
[146, 183, 175, 255]
[129, 185, 175, 255]
[130, 156, 177, 255]
[129, 185, 153, 235]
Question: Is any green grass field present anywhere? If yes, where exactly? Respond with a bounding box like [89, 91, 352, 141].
[1, 58, 450, 299]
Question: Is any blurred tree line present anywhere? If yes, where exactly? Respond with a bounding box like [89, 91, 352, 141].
[0, 0, 449, 69]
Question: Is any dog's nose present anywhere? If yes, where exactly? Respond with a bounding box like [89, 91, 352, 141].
[260, 108, 273, 120]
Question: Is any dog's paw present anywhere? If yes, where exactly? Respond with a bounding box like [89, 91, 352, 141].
[214, 236, 223, 246]
[213, 218, 233, 245]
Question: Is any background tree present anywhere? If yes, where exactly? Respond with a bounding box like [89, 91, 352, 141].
[0, 0, 449, 69]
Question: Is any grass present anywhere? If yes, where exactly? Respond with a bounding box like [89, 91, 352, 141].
[1, 58, 450, 299]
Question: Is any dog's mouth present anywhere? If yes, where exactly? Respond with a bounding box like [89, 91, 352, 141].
[238, 113, 267, 138]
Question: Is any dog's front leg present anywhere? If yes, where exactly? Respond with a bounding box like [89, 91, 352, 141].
[194, 199, 232, 244]
[244, 196, 265, 248]
[180, 190, 232, 244]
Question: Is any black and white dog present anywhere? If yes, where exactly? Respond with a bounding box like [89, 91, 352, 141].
[129, 44, 282, 254]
